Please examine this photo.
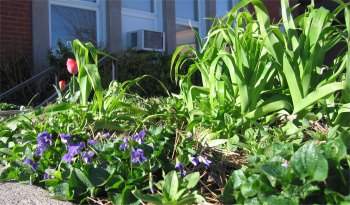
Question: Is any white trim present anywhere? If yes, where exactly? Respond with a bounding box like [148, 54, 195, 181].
[176, 18, 200, 28]
[122, 8, 156, 20]
[50, 0, 97, 11]
[49, 0, 106, 48]
[154, 0, 163, 31]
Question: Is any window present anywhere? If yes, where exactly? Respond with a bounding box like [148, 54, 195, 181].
[216, 0, 233, 17]
[122, 0, 154, 13]
[175, 0, 202, 48]
[49, 0, 105, 49]
[176, 25, 196, 47]
[175, 0, 198, 21]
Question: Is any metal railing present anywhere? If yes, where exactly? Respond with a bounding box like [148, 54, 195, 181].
[0, 66, 58, 101]
[1, 55, 117, 110]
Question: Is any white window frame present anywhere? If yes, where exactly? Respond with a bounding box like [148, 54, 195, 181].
[49, 0, 106, 48]
[175, 0, 205, 46]
[121, 0, 162, 31]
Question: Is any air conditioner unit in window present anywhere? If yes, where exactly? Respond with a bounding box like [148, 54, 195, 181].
[127, 29, 165, 52]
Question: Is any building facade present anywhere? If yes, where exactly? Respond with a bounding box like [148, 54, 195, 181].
[1, 0, 342, 73]
[1, 0, 244, 73]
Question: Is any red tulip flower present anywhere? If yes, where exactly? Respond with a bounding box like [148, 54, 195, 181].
[59, 80, 65, 90]
[66, 58, 78, 75]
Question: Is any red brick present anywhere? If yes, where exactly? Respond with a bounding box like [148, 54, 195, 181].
[0, 0, 32, 57]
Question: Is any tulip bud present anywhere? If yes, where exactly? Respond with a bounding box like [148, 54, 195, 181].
[59, 80, 65, 90]
[66, 58, 78, 75]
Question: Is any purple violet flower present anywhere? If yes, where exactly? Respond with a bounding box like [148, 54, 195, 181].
[190, 157, 200, 166]
[119, 137, 129, 151]
[132, 130, 146, 145]
[43, 172, 54, 180]
[61, 142, 85, 163]
[81, 151, 95, 164]
[37, 131, 52, 145]
[23, 159, 39, 171]
[34, 143, 48, 156]
[59, 133, 71, 144]
[68, 142, 85, 156]
[131, 148, 147, 164]
[87, 139, 96, 145]
[62, 153, 73, 163]
[191, 155, 212, 169]
[175, 162, 187, 177]
[102, 132, 110, 139]
[199, 156, 212, 169]
[35, 131, 52, 156]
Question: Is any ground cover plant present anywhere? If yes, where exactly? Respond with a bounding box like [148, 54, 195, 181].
[0, 0, 350, 204]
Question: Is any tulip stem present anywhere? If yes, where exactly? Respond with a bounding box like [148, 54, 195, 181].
[72, 75, 76, 96]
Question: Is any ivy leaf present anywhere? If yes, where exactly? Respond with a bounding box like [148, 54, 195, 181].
[290, 142, 328, 181]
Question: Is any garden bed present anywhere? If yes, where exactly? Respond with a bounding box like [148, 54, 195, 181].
[0, 0, 349, 204]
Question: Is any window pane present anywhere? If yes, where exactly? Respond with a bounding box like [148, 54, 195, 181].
[122, 0, 154, 13]
[175, 0, 198, 21]
[216, 0, 232, 17]
[51, 5, 96, 48]
[176, 25, 196, 47]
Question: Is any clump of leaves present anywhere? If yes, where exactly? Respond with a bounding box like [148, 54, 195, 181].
[222, 130, 350, 204]
[133, 171, 205, 204]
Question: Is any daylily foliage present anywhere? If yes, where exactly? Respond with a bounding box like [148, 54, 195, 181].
[0, 0, 349, 204]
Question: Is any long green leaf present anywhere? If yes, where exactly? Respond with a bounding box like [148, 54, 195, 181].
[84, 64, 103, 113]
[245, 96, 292, 119]
[293, 82, 346, 114]
[343, 5, 350, 102]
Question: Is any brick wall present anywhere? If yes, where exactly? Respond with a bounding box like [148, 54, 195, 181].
[0, 0, 32, 57]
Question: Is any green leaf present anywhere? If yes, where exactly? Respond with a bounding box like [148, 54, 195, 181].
[89, 167, 110, 187]
[121, 185, 138, 204]
[290, 142, 328, 181]
[84, 64, 104, 113]
[34, 103, 75, 116]
[245, 96, 292, 119]
[323, 138, 347, 162]
[163, 171, 179, 200]
[222, 169, 246, 204]
[18, 169, 30, 183]
[0, 148, 13, 156]
[293, 82, 346, 114]
[264, 195, 299, 205]
[183, 172, 200, 189]
[132, 190, 162, 204]
[261, 163, 285, 178]
[105, 175, 124, 191]
[51, 183, 72, 200]
[74, 168, 94, 190]
[206, 139, 227, 147]
[176, 194, 206, 204]
[0, 166, 18, 181]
